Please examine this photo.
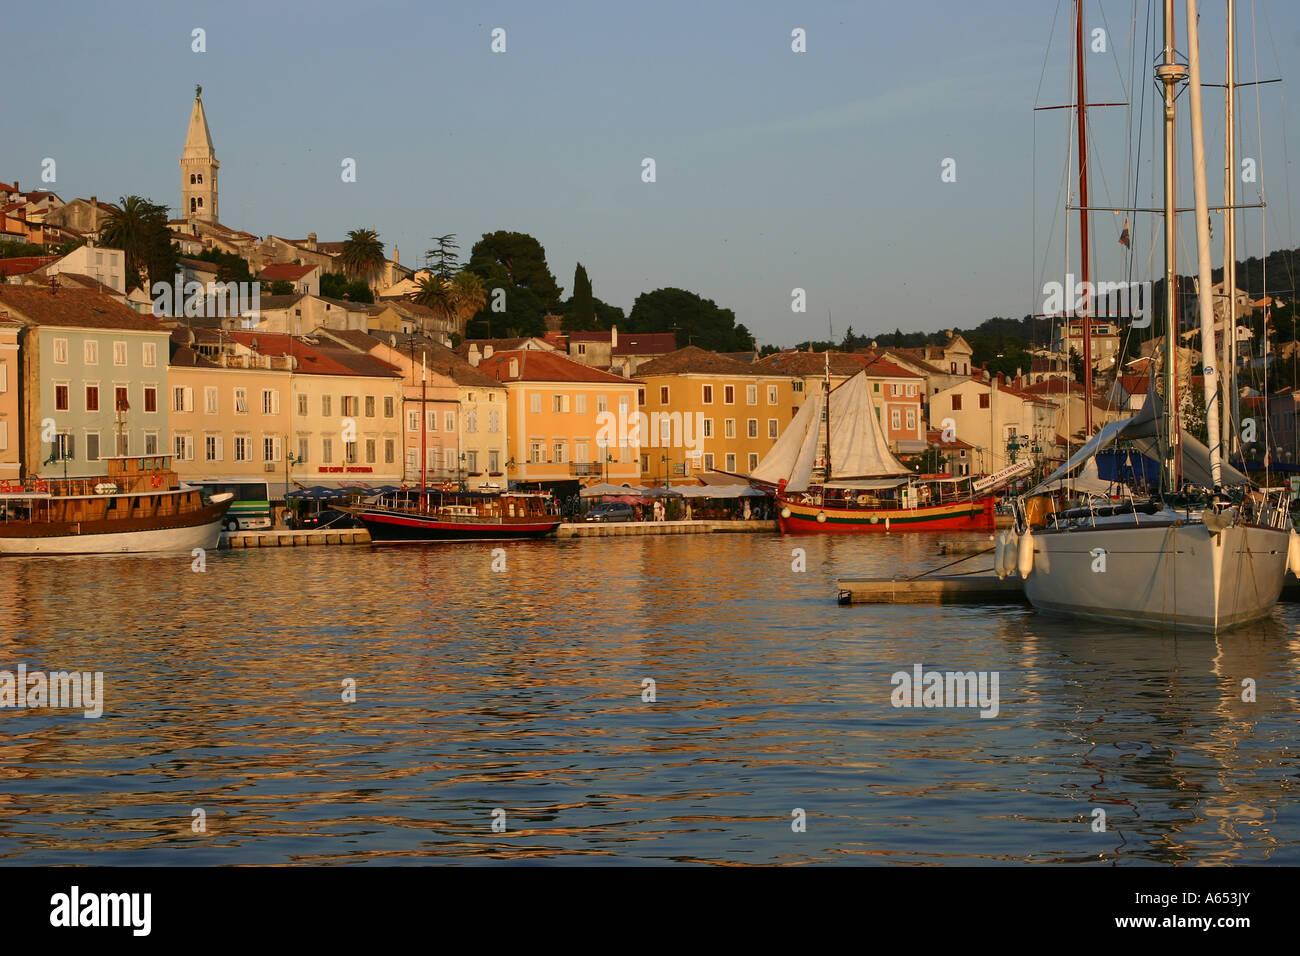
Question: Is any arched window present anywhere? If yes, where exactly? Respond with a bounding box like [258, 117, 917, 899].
[197, 198, 203, 207]
[190, 198, 197, 212]
[189, 174, 196, 184]
[196, 174, 203, 184]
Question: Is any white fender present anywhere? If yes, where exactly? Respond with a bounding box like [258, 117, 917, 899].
[1288, 529, 1300, 577]
[1017, 527, 1034, 579]
[993, 532, 1007, 579]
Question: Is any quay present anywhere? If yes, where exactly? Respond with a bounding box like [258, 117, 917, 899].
[222, 528, 371, 548]
[837, 574, 1026, 605]
[557, 519, 775, 538]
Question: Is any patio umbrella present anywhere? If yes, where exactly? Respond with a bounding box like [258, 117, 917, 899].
[581, 482, 632, 497]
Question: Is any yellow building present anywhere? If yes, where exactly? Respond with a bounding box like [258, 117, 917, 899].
[474, 348, 641, 488]
[319, 329, 509, 490]
[167, 339, 292, 491]
[635, 347, 801, 482]
[0, 318, 18, 480]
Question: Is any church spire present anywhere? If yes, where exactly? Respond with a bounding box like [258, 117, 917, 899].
[180, 86, 219, 221]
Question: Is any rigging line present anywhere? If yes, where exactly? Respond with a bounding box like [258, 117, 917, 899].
[1258, 0, 1297, 292]
[1034, 0, 1069, 107]
[1250, 0, 1272, 483]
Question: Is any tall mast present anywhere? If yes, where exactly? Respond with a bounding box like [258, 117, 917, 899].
[1222, 0, 1238, 460]
[420, 351, 428, 510]
[822, 348, 832, 482]
[1074, 0, 1095, 435]
[1187, 0, 1224, 486]
[1156, 0, 1185, 493]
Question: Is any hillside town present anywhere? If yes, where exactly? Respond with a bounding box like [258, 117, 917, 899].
[1, 88, 1295, 513]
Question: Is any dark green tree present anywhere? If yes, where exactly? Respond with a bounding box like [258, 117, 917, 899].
[320, 272, 374, 302]
[466, 231, 562, 310]
[424, 234, 460, 282]
[627, 287, 754, 351]
[564, 262, 596, 332]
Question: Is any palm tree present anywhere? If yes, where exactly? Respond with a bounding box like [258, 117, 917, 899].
[449, 270, 486, 331]
[340, 228, 386, 287]
[99, 196, 172, 292]
[412, 274, 452, 334]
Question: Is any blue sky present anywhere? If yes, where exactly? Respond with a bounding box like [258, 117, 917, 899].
[5, 0, 1299, 346]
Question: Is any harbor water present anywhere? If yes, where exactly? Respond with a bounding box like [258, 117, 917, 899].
[1, 532, 1298, 865]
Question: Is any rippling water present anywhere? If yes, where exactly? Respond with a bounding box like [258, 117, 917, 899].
[1, 531, 1298, 865]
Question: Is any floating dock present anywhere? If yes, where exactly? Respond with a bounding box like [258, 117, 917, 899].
[557, 519, 775, 538]
[836, 574, 1027, 605]
[222, 528, 371, 548]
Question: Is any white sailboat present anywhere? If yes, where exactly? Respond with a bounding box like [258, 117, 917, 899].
[1015, 0, 1294, 631]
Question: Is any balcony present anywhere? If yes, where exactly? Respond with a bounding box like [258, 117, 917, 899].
[569, 461, 600, 476]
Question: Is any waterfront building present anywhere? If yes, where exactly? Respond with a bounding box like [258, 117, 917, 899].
[0, 286, 172, 478]
[932, 372, 1056, 475]
[473, 347, 641, 489]
[0, 317, 18, 480]
[225, 332, 404, 489]
[566, 327, 678, 377]
[167, 332, 293, 493]
[635, 346, 799, 482]
[755, 349, 926, 455]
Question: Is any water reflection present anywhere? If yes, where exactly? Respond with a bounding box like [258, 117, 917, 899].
[0, 532, 1296, 864]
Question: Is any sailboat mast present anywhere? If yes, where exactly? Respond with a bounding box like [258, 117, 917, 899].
[1223, 0, 1238, 459]
[823, 348, 832, 481]
[1074, 0, 1095, 435]
[1157, 0, 1184, 493]
[420, 351, 428, 510]
[1187, 0, 1224, 486]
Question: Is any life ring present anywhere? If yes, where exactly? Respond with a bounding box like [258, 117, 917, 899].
[150, 474, 162, 489]
[0, 480, 11, 493]
[35, 479, 47, 492]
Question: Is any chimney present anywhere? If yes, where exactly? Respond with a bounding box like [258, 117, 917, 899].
[394, 247, 399, 266]
[508, 358, 519, 378]
[483, 345, 494, 360]
[307, 232, 317, 251]
[467, 344, 481, 367]
[610, 324, 618, 349]
[90, 195, 96, 207]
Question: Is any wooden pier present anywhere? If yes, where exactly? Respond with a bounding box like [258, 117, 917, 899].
[222, 528, 371, 548]
[836, 574, 1027, 605]
[557, 519, 775, 538]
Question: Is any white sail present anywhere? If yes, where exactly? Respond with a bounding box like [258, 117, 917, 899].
[750, 368, 909, 490]
[826, 372, 911, 480]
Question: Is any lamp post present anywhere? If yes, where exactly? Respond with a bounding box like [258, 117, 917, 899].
[458, 452, 467, 492]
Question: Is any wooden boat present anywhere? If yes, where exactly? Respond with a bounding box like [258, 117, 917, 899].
[751, 364, 997, 534]
[353, 489, 562, 542]
[0, 455, 233, 555]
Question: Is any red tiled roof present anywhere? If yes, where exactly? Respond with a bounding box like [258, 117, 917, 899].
[478, 348, 638, 384]
[258, 262, 316, 281]
[0, 286, 165, 331]
[227, 331, 400, 378]
[0, 256, 58, 276]
[1022, 379, 1082, 395]
[857, 351, 923, 379]
[613, 332, 676, 355]
[755, 349, 867, 376]
[926, 428, 974, 450]
[637, 346, 769, 377]
[1118, 375, 1150, 395]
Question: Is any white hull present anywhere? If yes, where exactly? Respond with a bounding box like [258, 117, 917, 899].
[0, 515, 225, 555]
[1022, 520, 1289, 631]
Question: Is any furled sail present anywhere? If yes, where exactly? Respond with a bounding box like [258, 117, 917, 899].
[750, 369, 909, 491]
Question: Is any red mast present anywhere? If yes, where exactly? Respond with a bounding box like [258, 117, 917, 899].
[1074, 0, 1094, 435]
[419, 351, 428, 511]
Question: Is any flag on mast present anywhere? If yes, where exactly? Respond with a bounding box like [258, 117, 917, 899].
[1118, 217, 1131, 248]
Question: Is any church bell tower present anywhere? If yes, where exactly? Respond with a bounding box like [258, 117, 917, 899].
[180, 85, 219, 222]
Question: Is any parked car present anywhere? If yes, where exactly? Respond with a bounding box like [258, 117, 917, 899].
[584, 501, 635, 523]
[294, 508, 360, 529]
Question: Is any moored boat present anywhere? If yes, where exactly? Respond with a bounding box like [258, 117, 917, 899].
[353, 489, 561, 543]
[751, 364, 998, 533]
[0, 455, 233, 555]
